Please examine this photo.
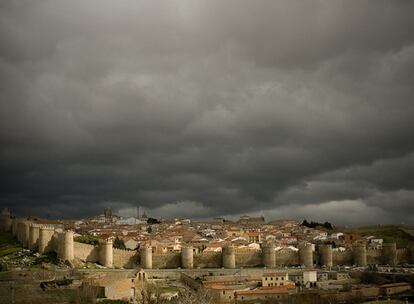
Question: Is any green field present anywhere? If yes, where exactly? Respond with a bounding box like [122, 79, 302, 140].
[159, 286, 180, 293]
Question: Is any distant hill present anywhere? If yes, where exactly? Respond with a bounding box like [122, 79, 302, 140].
[340, 225, 414, 248]
[268, 219, 299, 226]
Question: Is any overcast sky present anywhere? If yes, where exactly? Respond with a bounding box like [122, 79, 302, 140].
[1, 1, 414, 225]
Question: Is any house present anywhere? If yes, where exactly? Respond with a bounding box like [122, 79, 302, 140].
[204, 281, 255, 303]
[201, 229, 216, 238]
[204, 243, 224, 252]
[124, 238, 139, 250]
[288, 272, 304, 286]
[330, 232, 343, 239]
[289, 271, 317, 288]
[317, 271, 329, 281]
[330, 272, 350, 280]
[367, 237, 384, 249]
[227, 227, 244, 238]
[339, 233, 361, 244]
[303, 271, 317, 288]
[262, 273, 294, 287]
[85, 272, 142, 301]
[115, 217, 146, 225]
[380, 282, 411, 296]
[235, 285, 295, 303]
[244, 231, 262, 243]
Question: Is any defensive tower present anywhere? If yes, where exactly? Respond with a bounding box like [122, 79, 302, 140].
[17, 221, 30, 248]
[12, 218, 18, 237]
[222, 246, 236, 269]
[39, 226, 55, 254]
[99, 239, 113, 268]
[262, 245, 276, 268]
[58, 231, 74, 262]
[181, 246, 194, 269]
[382, 242, 397, 265]
[28, 224, 40, 251]
[318, 244, 333, 267]
[353, 244, 367, 266]
[140, 246, 153, 269]
[299, 243, 313, 268]
[0, 208, 12, 232]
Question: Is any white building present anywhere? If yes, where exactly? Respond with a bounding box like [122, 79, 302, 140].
[303, 271, 317, 288]
[116, 217, 146, 225]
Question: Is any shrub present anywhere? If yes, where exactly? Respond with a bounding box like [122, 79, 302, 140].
[74, 235, 100, 246]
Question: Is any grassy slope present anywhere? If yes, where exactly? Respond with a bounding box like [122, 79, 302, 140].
[339, 225, 414, 247]
[0, 232, 22, 258]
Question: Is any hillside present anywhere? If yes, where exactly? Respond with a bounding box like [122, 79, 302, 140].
[340, 225, 414, 248]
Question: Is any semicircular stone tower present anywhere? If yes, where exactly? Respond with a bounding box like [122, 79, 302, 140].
[140, 246, 153, 269]
[12, 219, 18, 237]
[318, 244, 333, 267]
[58, 231, 74, 262]
[262, 245, 276, 268]
[299, 243, 313, 268]
[28, 224, 40, 251]
[39, 226, 55, 254]
[353, 244, 367, 266]
[382, 243, 397, 265]
[181, 246, 194, 269]
[17, 221, 24, 244]
[0, 208, 12, 232]
[17, 221, 30, 248]
[99, 239, 113, 268]
[222, 246, 236, 269]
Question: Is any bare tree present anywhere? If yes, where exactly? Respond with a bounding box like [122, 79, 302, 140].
[138, 282, 163, 304]
[76, 279, 99, 304]
[138, 282, 213, 304]
[172, 287, 213, 304]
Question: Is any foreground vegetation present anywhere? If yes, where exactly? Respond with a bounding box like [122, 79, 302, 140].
[74, 234, 100, 246]
[0, 232, 59, 271]
[0, 232, 21, 258]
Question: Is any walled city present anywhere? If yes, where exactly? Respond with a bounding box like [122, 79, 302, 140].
[1, 207, 414, 303]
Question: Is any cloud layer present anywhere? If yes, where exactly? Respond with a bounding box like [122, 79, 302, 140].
[1, 0, 414, 225]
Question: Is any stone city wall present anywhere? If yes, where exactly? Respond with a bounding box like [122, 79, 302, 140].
[333, 250, 353, 266]
[397, 248, 410, 264]
[112, 248, 138, 268]
[193, 252, 222, 268]
[275, 249, 299, 265]
[152, 253, 181, 269]
[366, 249, 383, 265]
[235, 252, 262, 267]
[73, 241, 99, 262]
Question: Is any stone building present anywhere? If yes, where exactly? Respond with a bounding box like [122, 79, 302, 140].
[262, 272, 291, 287]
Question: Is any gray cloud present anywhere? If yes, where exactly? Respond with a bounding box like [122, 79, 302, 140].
[1, 0, 414, 225]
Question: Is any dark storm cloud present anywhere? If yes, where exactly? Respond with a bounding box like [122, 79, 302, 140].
[1, 0, 414, 225]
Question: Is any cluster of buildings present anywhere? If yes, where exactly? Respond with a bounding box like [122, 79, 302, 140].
[200, 269, 412, 303]
[65, 210, 402, 262]
[72, 211, 329, 253]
